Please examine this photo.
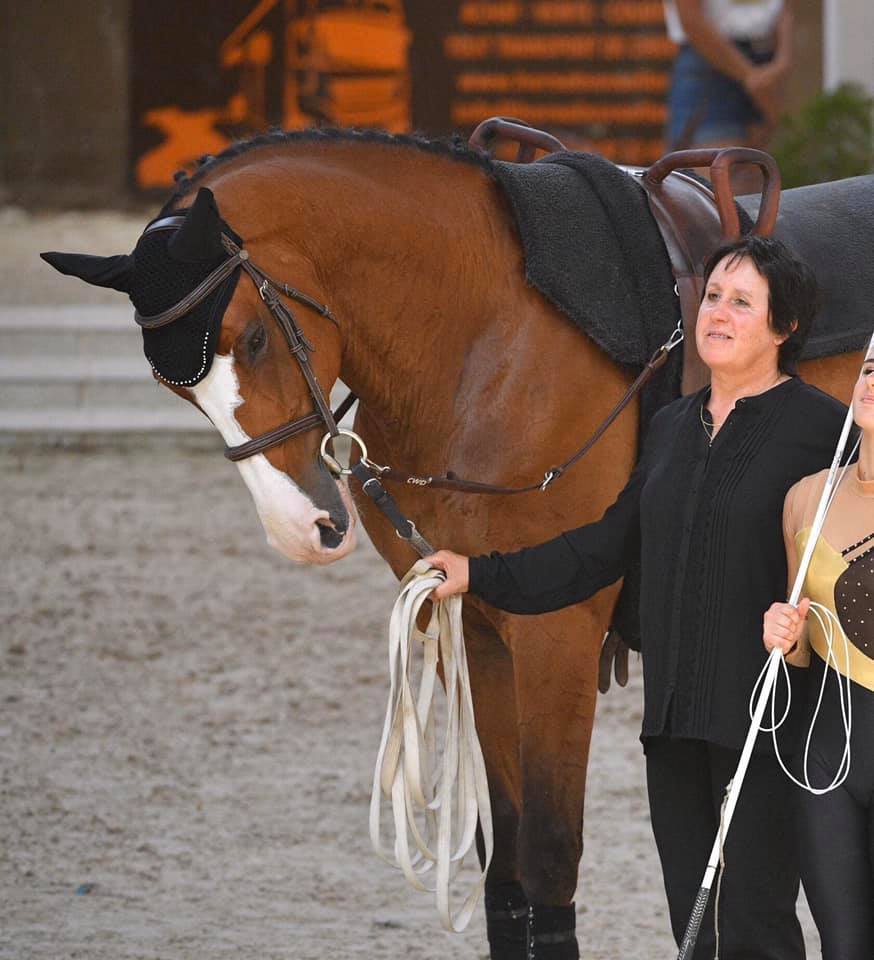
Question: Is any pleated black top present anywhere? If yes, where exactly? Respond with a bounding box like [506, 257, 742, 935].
[469, 377, 847, 752]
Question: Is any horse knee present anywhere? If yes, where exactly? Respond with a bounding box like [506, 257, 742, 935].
[478, 781, 521, 877]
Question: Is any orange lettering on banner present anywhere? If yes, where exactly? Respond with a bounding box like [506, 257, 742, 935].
[445, 31, 675, 61]
[456, 70, 670, 95]
[530, 1, 596, 25]
[602, 2, 666, 26]
[444, 33, 495, 59]
[459, 1, 524, 25]
[496, 33, 596, 58]
[444, 0, 674, 166]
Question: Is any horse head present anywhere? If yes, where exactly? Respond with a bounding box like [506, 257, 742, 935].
[42, 186, 358, 565]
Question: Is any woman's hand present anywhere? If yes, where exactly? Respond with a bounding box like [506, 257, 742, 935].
[425, 550, 470, 601]
[743, 61, 789, 128]
[763, 598, 810, 655]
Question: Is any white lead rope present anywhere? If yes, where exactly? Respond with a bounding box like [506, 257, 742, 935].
[369, 559, 493, 932]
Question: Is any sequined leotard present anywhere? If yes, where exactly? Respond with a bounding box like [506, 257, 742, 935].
[782, 464, 874, 959]
[784, 465, 874, 684]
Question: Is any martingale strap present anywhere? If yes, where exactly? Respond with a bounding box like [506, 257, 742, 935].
[363, 325, 682, 495]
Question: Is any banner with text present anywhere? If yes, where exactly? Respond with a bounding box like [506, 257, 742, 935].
[131, 0, 674, 191]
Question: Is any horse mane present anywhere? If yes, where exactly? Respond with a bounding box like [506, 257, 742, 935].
[166, 128, 496, 206]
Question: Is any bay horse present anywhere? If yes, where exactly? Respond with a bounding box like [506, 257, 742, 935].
[42, 128, 867, 960]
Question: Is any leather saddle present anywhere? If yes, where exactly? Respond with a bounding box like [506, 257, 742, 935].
[630, 147, 779, 393]
[469, 119, 782, 396]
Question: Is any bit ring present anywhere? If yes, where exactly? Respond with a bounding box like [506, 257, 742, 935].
[320, 429, 368, 477]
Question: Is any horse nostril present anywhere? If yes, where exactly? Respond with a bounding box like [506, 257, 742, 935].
[316, 516, 346, 550]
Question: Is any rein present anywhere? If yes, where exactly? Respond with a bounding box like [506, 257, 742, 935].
[135, 217, 683, 500]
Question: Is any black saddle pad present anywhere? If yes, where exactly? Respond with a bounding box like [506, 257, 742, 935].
[492, 150, 683, 421]
[492, 151, 687, 648]
[738, 174, 874, 360]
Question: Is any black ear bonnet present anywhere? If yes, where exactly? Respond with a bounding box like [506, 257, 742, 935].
[132, 194, 243, 386]
[41, 187, 243, 387]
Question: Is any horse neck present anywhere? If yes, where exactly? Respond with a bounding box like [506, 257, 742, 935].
[235, 143, 522, 444]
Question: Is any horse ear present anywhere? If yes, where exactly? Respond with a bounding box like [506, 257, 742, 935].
[40, 251, 134, 293]
[167, 187, 226, 262]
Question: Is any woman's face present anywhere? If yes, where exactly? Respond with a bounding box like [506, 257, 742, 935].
[696, 255, 786, 378]
[853, 354, 874, 433]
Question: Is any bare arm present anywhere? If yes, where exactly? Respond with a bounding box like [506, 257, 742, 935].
[744, 2, 794, 125]
[763, 480, 811, 663]
[674, 0, 757, 83]
[772, 1, 794, 72]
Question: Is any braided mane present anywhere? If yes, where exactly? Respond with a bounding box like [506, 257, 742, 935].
[166, 127, 495, 205]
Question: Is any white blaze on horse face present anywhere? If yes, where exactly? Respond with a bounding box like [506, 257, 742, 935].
[190, 354, 357, 565]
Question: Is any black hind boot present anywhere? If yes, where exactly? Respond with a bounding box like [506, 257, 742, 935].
[485, 881, 528, 960]
[526, 903, 579, 960]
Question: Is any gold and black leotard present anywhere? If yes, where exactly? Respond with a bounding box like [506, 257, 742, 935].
[784, 465, 874, 686]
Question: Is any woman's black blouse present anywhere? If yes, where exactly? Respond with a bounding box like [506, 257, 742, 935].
[468, 378, 847, 752]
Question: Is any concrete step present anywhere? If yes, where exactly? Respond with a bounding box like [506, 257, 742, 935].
[0, 356, 152, 380]
[0, 305, 140, 357]
[0, 379, 198, 413]
[1, 407, 214, 433]
[0, 357, 173, 410]
[0, 303, 358, 437]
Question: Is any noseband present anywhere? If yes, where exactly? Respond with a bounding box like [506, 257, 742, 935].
[134, 216, 358, 465]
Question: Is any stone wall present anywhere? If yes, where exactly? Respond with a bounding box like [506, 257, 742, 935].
[0, 0, 131, 207]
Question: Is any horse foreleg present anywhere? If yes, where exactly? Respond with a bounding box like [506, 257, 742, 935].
[464, 601, 529, 960]
[506, 604, 606, 960]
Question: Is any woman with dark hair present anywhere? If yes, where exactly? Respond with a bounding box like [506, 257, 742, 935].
[428, 236, 846, 959]
[764, 349, 874, 960]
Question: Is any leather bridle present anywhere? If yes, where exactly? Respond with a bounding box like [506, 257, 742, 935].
[134, 215, 356, 464]
[133, 215, 683, 498]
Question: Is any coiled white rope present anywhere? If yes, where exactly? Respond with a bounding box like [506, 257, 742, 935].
[369, 559, 493, 932]
[751, 441, 858, 795]
[753, 601, 853, 794]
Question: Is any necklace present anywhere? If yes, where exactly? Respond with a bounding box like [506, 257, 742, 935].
[699, 404, 722, 445]
[702, 373, 788, 445]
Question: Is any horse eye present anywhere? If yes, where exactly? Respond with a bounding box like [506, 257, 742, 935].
[246, 323, 267, 359]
